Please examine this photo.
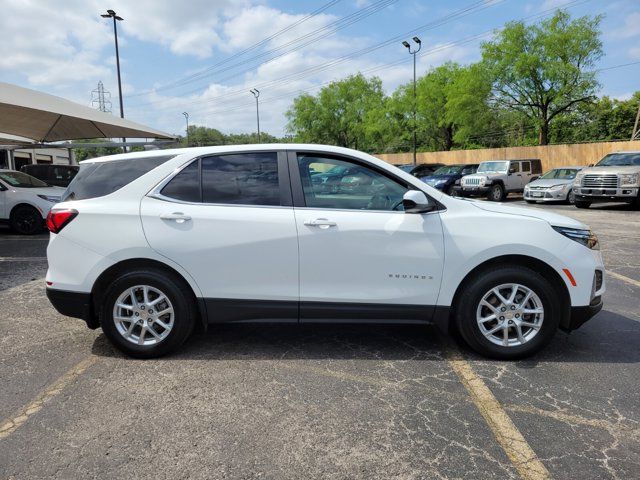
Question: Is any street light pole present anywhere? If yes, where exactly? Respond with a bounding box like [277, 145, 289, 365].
[402, 37, 422, 166]
[250, 88, 261, 143]
[101, 9, 125, 147]
[182, 112, 189, 146]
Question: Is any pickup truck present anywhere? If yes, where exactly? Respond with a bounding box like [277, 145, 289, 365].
[573, 151, 640, 209]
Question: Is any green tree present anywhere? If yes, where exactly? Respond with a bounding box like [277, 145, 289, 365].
[286, 74, 386, 151]
[72, 139, 122, 161]
[481, 10, 603, 145]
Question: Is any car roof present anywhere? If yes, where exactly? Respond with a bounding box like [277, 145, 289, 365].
[77, 144, 383, 165]
[548, 166, 584, 170]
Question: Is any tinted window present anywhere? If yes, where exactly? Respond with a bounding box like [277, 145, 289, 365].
[63, 155, 173, 201]
[160, 161, 201, 202]
[520, 161, 530, 173]
[461, 165, 477, 175]
[510, 162, 520, 173]
[298, 154, 408, 211]
[531, 160, 542, 174]
[201, 153, 280, 206]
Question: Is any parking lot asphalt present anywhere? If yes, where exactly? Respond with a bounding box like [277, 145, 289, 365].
[1, 199, 639, 480]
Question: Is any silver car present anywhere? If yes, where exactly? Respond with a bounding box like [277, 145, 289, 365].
[524, 167, 583, 204]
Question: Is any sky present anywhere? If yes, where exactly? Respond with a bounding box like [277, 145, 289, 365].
[1, 0, 639, 138]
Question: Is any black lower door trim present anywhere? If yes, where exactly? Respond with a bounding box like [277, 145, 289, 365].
[202, 298, 437, 324]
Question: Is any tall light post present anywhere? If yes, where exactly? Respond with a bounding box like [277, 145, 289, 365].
[182, 112, 189, 146]
[101, 9, 125, 148]
[402, 36, 421, 166]
[250, 88, 261, 142]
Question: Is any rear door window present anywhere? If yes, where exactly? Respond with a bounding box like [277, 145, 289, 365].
[160, 161, 201, 203]
[63, 155, 174, 201]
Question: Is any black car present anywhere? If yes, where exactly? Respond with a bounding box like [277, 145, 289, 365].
[21, 164, 79, 188]
[420, 164, 479, 195]
[393, 163, 445, 177]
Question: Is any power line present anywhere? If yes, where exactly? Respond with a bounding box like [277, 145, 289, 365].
[130, 0, 508, 110]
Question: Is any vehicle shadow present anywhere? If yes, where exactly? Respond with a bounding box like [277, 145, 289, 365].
[91, 310, 640, 364]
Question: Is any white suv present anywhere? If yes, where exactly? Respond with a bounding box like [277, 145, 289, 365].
[45, 145, 604, 359]
[0, 169, 65, 234]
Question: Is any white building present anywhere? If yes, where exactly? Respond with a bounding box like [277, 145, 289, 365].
[0, 146, 76, 170]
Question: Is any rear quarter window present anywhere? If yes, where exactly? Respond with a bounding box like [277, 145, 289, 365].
[63, 155, 174, 201]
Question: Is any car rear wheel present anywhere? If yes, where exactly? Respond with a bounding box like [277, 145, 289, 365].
[487, 184, 505, 202]
[10, 205, 43, 235]
[454, 265, 560, 359]
[574, 200, 591, 209]
[99, 269, 196, 358]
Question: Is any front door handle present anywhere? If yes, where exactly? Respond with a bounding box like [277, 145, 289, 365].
[304, 218, 337, 229]
[160, 212, 192, 224]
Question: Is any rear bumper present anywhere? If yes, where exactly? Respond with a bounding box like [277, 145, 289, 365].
[46, 288, 98, 329]
[563, 296, 603, 332]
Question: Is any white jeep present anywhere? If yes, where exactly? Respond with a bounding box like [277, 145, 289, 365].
[458, 159, 542, 202]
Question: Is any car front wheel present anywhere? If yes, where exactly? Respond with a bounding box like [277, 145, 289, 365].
[99, 269, 196, 358]
[574, 200, 591, 209]
[487, 184, 505, 202]
[454, 265, 560, 359]
[10, 205, 43, 235]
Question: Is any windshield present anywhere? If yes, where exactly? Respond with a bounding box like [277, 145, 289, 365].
[433, 165, 463, 175]
[539, 168, 580, 180]
[596, 153, 640, 167]
[477, 161, 508, 173]
[0, 171, 49, 188]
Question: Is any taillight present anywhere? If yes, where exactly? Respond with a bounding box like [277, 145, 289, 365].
[46, 209, 78, 234]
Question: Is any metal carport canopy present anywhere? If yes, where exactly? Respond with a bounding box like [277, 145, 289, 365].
[0, 82, 174, 142]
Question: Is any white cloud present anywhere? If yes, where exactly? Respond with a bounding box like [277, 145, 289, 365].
[614, 12, 640, 38]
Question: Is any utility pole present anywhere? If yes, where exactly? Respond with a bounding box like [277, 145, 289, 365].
[402, 37, 422, 166]
[632, 101, 640, 141]
[91, 81, 112, 113]
[182, 112, 190, 146]
[101, 9, 125, 148]
[250, 88, 261, 142]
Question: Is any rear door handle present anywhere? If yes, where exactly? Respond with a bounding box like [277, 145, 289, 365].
[304, 218, 337, 229]
[160, 212, 192, 223]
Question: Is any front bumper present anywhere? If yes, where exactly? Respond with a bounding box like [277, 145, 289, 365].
[564, 295, 603, 332]
[46, 288, 98, 329]
[524, 188, 569, 202]
[574, 186, 638, 203]
[455, 186, 491, 197]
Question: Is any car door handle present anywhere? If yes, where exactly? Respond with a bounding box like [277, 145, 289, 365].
[160, 212, 192, 223]
[304, 218, 337, 228]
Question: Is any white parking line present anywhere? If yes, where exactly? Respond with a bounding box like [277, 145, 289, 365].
[0, 257, 47, 262]
[607, 271, 640, 288]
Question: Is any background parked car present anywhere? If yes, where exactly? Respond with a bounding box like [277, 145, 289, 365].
[0, 169, 64, 234]
[458, 159, 542, 201]
[393, 163, 445, 177]
[420, 164, 479, 196]
[20, 164, 79, 188]
[572, 151, 640, 209]
[524, 167, 583, 204]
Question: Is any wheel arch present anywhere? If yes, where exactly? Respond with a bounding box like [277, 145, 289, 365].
[10, 202, 42, 219]
[90, 258, 207, 330]
[448, 254, 571, 330]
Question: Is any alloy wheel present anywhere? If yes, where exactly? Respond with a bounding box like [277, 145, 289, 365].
[113, 285, 175, 346]
[476, 283, 544, 347]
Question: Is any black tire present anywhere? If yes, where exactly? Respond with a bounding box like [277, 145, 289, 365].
[566, 190, 576, 205]
[453, 265, 560, 360]
[487, 184, 505, 202]
[446, 185, 456, 196]
[10, 205, 43, 235]
[99, 268, 197, 358]
[631, 194, 640, 211]
[525, 200, 536, 204]
[574, 200, 591, 209]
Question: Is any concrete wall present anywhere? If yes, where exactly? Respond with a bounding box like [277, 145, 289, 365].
[375, 140, 640, 171]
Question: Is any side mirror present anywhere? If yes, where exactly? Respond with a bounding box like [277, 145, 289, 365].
[0, 183, 7, 192]
[508, 167, 516, 174]
[588, 163, 594, 167]
[403, 190, 435, 213]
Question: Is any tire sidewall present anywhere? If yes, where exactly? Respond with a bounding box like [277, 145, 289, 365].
[99, 270, 195, 358]
[455, 266, 560, 359]
[489, 184, 504, 202]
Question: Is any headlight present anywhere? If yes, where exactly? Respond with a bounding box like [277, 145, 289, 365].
[620, 173, 639, 186]
[573, 172, 584, 185]
[552, 226, 599, 250]
[37, 194, 60, 203]
[479, 178, 487, 187]
[435, 179, 447, 186]
[548, 184, 567, 191]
